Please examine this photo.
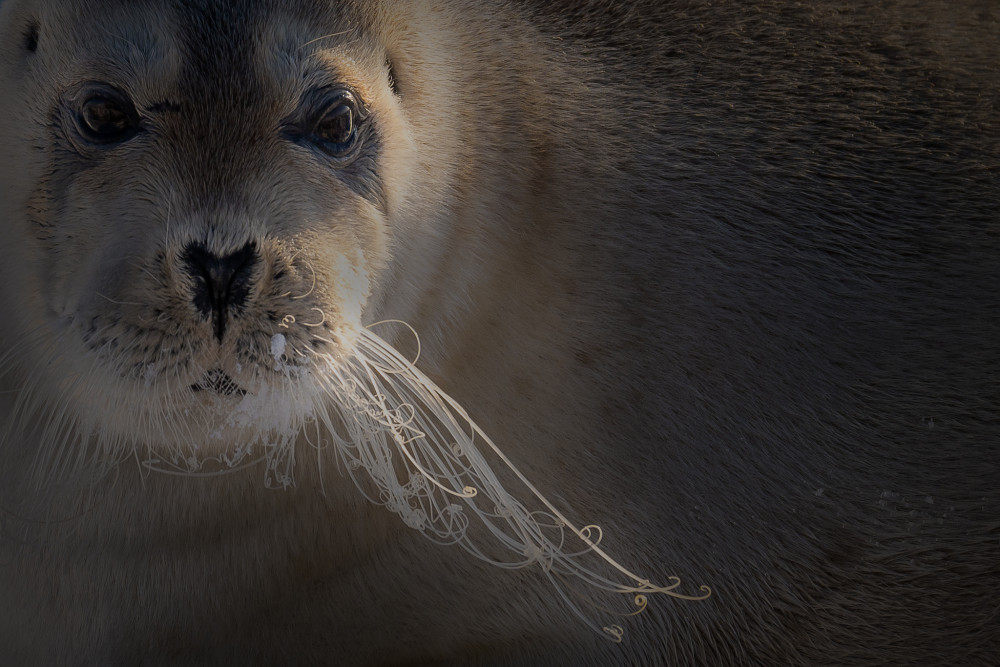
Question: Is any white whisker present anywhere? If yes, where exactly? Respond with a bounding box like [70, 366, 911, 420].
[307, 324, 710, 640]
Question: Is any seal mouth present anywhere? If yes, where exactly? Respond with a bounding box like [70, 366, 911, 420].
[191, 369, 247, 397]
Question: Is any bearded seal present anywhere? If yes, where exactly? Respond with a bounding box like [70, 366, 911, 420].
[0, 0, 997, 665]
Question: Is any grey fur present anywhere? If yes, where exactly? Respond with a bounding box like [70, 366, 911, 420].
[0, 0, 997, 664]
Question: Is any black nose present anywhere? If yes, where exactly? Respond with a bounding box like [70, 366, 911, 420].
[181, 241, 259, 343]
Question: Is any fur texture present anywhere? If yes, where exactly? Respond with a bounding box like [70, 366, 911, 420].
[0, 0, 997, 664]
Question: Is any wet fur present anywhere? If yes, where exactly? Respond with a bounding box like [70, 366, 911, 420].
[0, 0, 998, 665]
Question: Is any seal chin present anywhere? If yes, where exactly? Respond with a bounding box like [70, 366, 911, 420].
[64, 351, 326, 458]
[119, 372, 320, 470]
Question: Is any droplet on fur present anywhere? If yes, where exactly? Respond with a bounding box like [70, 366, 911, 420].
[270, 333, 287, 363]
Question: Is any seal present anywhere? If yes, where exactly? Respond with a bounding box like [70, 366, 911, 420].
[0, 0, 997, 664]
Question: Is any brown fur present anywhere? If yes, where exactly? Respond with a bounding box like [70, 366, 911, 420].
[0, 0, 997, 664]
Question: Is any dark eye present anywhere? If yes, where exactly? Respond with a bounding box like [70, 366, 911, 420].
[308, 91, 364, 159]
[76, 88, 139, 145]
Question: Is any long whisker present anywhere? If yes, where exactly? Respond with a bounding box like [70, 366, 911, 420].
[309, 323, 710, 641]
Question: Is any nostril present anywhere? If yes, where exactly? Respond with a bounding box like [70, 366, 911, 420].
[180, 241, 259, 342]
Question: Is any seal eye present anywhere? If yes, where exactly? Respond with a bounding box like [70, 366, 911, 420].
[308, 90, 364, 159]
[76, 89, 139, 145]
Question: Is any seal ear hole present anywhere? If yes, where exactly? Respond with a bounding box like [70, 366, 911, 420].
[24, 21, 40, 53]
[386, 57, 400, 97]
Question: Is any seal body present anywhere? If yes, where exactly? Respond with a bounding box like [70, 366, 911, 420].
[0, 1, 997, 664]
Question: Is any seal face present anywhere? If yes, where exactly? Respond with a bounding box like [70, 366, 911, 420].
[1, 0, 998, 665]
[0, 0, 401, 466]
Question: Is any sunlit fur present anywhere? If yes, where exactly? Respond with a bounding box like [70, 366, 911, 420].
[1, 0, 998, 665]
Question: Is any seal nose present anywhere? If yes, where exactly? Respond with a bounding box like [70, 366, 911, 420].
[181, 241, 258, 343]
